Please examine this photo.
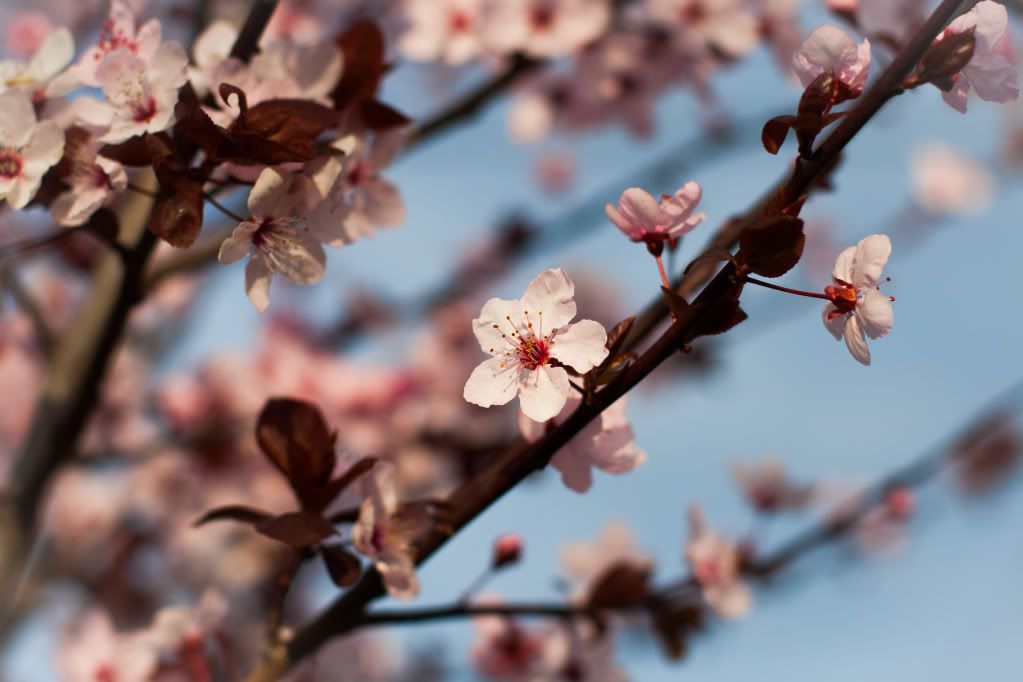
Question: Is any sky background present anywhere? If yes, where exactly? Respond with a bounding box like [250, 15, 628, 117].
[6, 1, 1023, 680]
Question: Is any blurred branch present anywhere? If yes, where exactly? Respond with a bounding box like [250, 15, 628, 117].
[1, 265, 55, 356]
[252, 1, 972, 674]
[0, 0, 282, 624]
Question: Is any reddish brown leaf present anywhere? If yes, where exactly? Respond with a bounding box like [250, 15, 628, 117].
[256, 398, 337, 500]
[255, 511, 338, 548]
[661, 286, 691, 321]
[149, 154, 204, 248]
[690, 298, 748, 338]
[917, 31, 976, 91]
[321, 544, 363, 587]
[193, 504, 273, 528]
[360, 98, 412, 131]
[586, 562, 652, 610]
[236, 99, 339, 144]
[605, 316, 636, 356]
[100, 133, 174, 167]
[737, 215, 806, 278]
[301, 457, 377, 512]
[332, 20, 387, 110]
[761, 116, 794, 155]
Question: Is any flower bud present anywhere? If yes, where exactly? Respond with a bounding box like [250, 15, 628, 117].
[492, 533, 523, 569]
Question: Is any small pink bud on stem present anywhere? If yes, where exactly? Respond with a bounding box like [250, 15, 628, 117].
[493, 533, 524, 569]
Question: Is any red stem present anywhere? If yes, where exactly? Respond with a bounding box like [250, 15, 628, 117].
[744, 275, 831, 301]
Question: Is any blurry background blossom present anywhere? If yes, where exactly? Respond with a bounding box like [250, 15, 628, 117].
[0, 0, 1022, 680]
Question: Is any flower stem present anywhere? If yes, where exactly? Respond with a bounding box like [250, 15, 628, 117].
[203, 193, 247, 223]
[655, 255, 671, 290]
[743, 275, 831, 301]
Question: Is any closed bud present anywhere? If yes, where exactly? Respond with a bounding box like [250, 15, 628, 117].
[493, 533, 523, 569]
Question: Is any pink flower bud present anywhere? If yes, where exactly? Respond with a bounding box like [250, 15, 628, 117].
[493, 533, 523, 569]
[884, 487, 915, 520]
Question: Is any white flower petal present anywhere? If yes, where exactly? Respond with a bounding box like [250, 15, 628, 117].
[552, 447, 595, 493]
[550, 319, 608, 373]
[857, 288, 893, 339]
[245, 254, 274, 313]
[463, 357, 519, 408]
[520, 268, 577, 331]
[472, 297, 526, 354]
[822, 303, 845, 340]
[831, 245, 856, 283]
[247, 167, 291, 218]
[218, 222, 259, 263]
[0, 90, 36, 149]
[518, 365, 571, 423]
[843, 314, 871, 365]
[851, 234, 891, 288]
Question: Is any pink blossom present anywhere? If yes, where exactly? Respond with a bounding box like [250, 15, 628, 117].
[937, 0, 1019, 113]
[518, 395, 645, 493]
[306, 131, 406, 245]
[730, 458, 811, 513]
[399, 0, 485, 65]
[352, 461, 420, 599]
[143, 589, 227, 655]
[0, 26, 75, 98]
[471, 603, 547, 680]
[559, 521, 653, 593]
[58, 610, 158, 682]
[94, 43, 188, 143]
[0, 90, 65, 209]
[50, 131, 128, 226]
[605, 182, 705, 243]
[643, 0, 762, 58]
[821, 234, 894, 366]
[911, 144, 994, 216]
[792, 25, 871, 102]
[482, 0, 610, 58]
[684, 505, 752, 619]
[73, 0, 162, 87]
[218, 167, 326, 313]
[5, 12, 54, 57]
[463, 268, 609, 422]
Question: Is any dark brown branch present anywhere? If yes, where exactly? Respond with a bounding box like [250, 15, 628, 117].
[359, 602, 590, 627]
[270, 0, 972, 673]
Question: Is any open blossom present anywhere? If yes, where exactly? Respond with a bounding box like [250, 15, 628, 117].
[74, 0, 163, 87]
[821, 234, 894, 366]
[911, 144, 994, 216]
[399, 0, 485, 65]
[306, 132, 406, 246]
[643, 0, 761, 58]
[684, 505, 752, 619]
[605, 183, 705, 244]
[518, 395, 645, 493]
[51, 129, 128, 226]
[143, 589, 227, 655]
[352, 461, 420, 600]
[0, 90, 65, 210]
[471, 597, 547, 680]
[560, 521, 653, 594]
[95, 43, 188, 143]
[0, 26, 75, 98]
[731, 458, 811, 513]
[793, 25, 871, 103]
[58, 610, 158, 682]
[482, 0, 610, 58]
[219, 167, 326, 313]
[463, 268, 609, 422]
[937, 0, 1019, 113]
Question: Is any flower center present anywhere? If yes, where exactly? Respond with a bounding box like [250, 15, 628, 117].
[516, 333, 551, 370]
[489, 312, 557, 371]
[694, 557, 722, 586]
[95, 19, 138, 59]
[132, 96, 158, 123]
[528, 4, 555, 31]
[449, 9, 473, 33]
[0, 151, 23, 179]
[824, 282, 858, 318]
[93, 662, 116, 682]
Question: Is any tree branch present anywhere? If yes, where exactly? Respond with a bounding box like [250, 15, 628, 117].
[265, 0, 973, 673]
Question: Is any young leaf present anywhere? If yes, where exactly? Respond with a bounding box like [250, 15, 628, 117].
[585, 562, 652, 610]
[321, 544, 363, 588]
[254, 511, 338, 549]
[192, 504, 273, 528]
[150, 154, 204, 248]
[256, 398, 337, 499]
[736, 215, 806, 278]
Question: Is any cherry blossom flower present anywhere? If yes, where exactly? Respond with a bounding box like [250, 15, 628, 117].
[306, 132, 406, 246]
[643, 0, 762, 58]
[0, 26, 75, 98]
[471, 601, 547, 680]
[143, 589, 227, 654]
[218, 167, 326, 313]
[518, 395, 645, 493]
[50, 130, 128, 226]
[560, 520, 653, 593]
[463, 268, 609, 422]
[482, 0, 610, 58]
[792, 25, 871, 103]
[74, 0, 162, 87]
[684, 505, 752, 619]
[936, 0, 1019, 113]
[731, 458, 811, 513]
[821, 234, 894, 366]
[399, 0, 485, 65]
[58, 609, 158, 682]
[5, 11, 54, 57]
[352, 461, 420, 599]
[94, 43, 188, 143]
[0, 90, 65, 210]
[605, 183, 705, 244]
[911, 144, 994, 216]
